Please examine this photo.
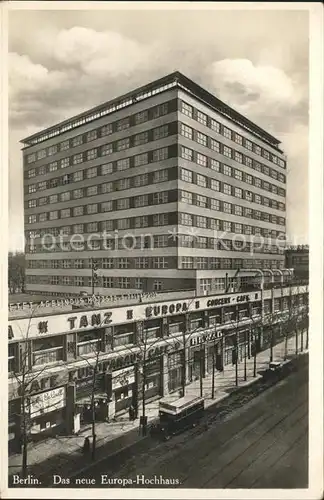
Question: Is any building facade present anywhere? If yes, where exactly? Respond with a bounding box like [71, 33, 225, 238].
[8, 285, 308, 451]
[22, 72, 287, 297]
[285, 245, 309, 280]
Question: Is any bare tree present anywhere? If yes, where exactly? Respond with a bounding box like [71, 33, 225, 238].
[10, 307, 49, 478]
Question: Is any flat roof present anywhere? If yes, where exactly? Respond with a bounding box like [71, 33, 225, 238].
[21, 71, 282, 150]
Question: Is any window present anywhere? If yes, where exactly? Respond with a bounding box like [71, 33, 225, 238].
[28, 200, 37, 208]
[234, 151, 243, 163]
[27, 153, 36, 164]
[245, 156, 253, 168]
[196, 194, 207, 208]
[86, 130, 97, 142]
[223, 126, 232, 139]
[49, 161, 58, 172]
[181, 257, 194, 269]
[117, 258, 130, 269]
[223, 221, 232, 232]
[72, 135, 83, 147]
[234, 169, 243, 181]
[103, 277, 113, 288]
[153, 124, 169, 140]
[101, 124, 113, 136]
[210, 119, 220, 133]
[134, 153, 148, 167]
[102, 258, 114, 269]
[73, 188, 83, 199]
[254, 144, 261, 155]
[28, 215, 37, 224]
[197, 236, 207, 249]
[115, 158, 129, 171]
[86, 185, 98, 197]
[234, 187, 243, 198]
[60, 191, 71, 202]
[180, 168, 193, 183]
[37, 149, 46, 160]
[210, 199, 220, 211]
[86, 167, 97, 179]
[100, 163, 113, 176]
[87, 203, 98, 214]
[196, 215, 207, 228]
[197, 110, 207, 125]
[62, 259, 71, 269]
[73, 224, 84, 234]
[262, 149, 270, 160]
[180, 123, 193, 139]
[223, 183, 232, 196]
[255, 194, 262, 204]
[134, 195, 148, 208]
[38, 181, 47, 191]
[244, 225, 252, 234]
[152, 147, 168, 162]
[134, 173, 149, 187]
[73, 170, 83, 182]
[245, 139, 253, 151]
[234, 205, 243, 216]
[223, 202, 232, 214]
[197, 131, 207, 146]
[28, 168, 36, 178]
[196, 257, 208, 269]
[180, 190, 193, 204]
[153, 169, 168, 183]
[245, 191, 253, 202]
[101, 201, 113, 213]
[116, 138, 130, 151]
[117, 218, 130, 230]
[197, 153, 207, 167]
[196, 173, 207, 187]
[116, 118, 130, 131]
[223, 145, 232, 158]
[244, 207, 253, 218]
[87, 148, 97, 161]
[211, 179, 220, 191]
[181, 101, 193, 118]
[223, 164, 232, 177]
[210, 218, 221, 230]
[152, 102, 169, 118]
[278, 173, 286, 183]
[60, 208, 71, 218]
[245, 173, 253, 184]
[73, 206, 84, 217]
[102, 182, 113, 194]
[234, 223, 243, 234]
[117, 277, 130, 289]
[154, 235, 168, 248]
[234, 133, 243, 145]
[135, 257, 149, 269]
[135, 216, 148, 228]
[210, 138, 220, 153]
[62, 174, 72, 185]
[135, 110, 148, 124]
[75, 277, 84, 287]
[39, 165, 46, 176]
[254, 178, 261, 188]
[153, 192, 168, 204]
[210, 159, 221, 172]
[263, 197, 270, 207]
[271, 185, 278, 195]
[61, 157, 70, 169]
[180, 213, 193, 226]
[134, 131, 148, 146]
[101, 143, 113, 156]
[181, 146, 193, 161]
[116, 178, 130, 190]
[152, 257, 168, 269]
[39, 213, 47, 222]
[153, 213, 168, 226]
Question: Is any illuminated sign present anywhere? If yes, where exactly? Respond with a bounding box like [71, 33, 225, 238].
[67, 312, 112, 330]
[28, 386, 65, 418]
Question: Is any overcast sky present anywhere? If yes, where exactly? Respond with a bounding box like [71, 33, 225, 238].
[8, 7, 309, 251]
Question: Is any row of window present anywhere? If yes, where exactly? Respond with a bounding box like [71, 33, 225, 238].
[179, 122, 286, 185]
[180, 180, 285, 213]
[180, 101, 285, 168]
[26, 122, 173, 179]
[26, 191, 172, 222]
[25, 101, 172, 162]
[179, 148, 286, 198]
[26, 274, 164, 290]
[26, 162, 170, 195]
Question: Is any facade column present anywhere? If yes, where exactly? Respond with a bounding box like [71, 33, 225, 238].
[65, 382, 76, 434]
[161, 353, 169, 397]
[162, 317, 169, 337]
[203, 311, 209, 374]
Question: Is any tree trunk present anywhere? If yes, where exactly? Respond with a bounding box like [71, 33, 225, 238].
[211, 351, 215, 399]
[141, 363, 147, 436]
[295, 328, 298, 356]
[200, 348, 203, 398]
[244, 335, 247, 381]
[91, 369, 97, 460]
[284, 333, 288, 360]
[182, 334, 186, 397]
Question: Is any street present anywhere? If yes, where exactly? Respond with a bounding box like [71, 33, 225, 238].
[81, 355, 308, 488]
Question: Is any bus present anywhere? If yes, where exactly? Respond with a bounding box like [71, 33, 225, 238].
[154, 395, 205, 440]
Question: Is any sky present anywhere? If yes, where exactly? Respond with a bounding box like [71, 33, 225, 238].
[8, 6, 309, 252]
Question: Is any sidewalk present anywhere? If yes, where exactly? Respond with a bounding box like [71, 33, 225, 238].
[8, 330, 307, 480]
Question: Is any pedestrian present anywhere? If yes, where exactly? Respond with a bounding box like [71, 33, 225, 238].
[82, 436, 90, 454]
[129, 404, 134, 421]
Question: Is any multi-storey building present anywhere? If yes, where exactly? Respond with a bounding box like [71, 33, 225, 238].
[8, 285, 308, 451]
[22, 72, 287, 297]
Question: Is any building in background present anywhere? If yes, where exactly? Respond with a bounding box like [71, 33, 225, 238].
[285, 245, 309, 281]
[22, 72, 288, 297]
